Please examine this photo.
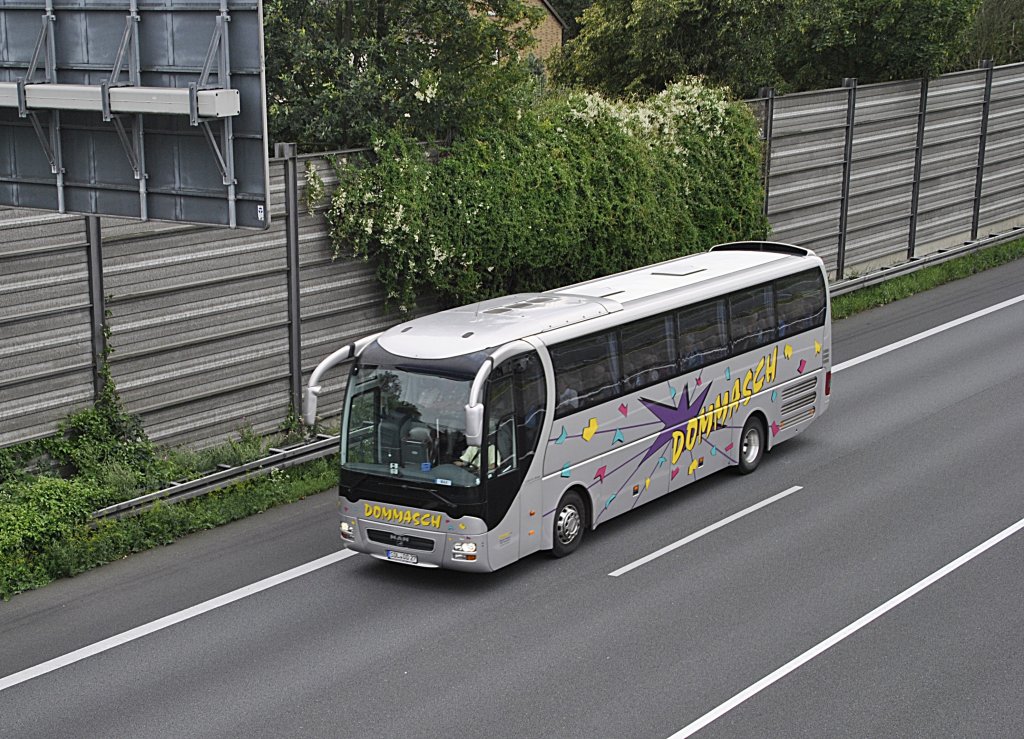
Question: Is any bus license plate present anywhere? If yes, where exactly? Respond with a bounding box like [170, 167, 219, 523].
[387, 550, 418, 565]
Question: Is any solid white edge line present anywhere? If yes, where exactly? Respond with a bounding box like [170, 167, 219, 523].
[609, 486, 803, 577]
[0, 549, 358, 693]
[668, 514, 1024, 738]
[833, 293, 1024, 373]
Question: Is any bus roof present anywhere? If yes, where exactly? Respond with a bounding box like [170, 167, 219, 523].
[375, 243, 820, 361]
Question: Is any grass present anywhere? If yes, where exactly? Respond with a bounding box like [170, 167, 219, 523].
[831, 236, 1024, 320]
[38, 460, 338, 591]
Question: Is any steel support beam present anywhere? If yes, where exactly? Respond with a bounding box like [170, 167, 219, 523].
[907, 78, 929, 259]
[758, 87, 776, 218]
[277, 142, 304, 416]
[836, 78, 858, 280]
[85, 217, 107, 400]
[971, 60, 994, 241]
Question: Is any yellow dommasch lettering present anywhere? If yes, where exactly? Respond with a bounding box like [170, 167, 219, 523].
[699, 408, 715, 440]
[765, 347, 778, 384]
[672, 430, 686, 464]
[361, 504, 445, 529]
[714, 399, 730, 426]
[753, 357, 765, 394]
[685, 419, 700, 451]
[742, 370, 754, 405]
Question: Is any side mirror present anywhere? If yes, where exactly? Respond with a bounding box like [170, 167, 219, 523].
[465, 404, 484, 447]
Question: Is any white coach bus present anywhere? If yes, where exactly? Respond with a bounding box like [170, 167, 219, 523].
[304, 241, 832, 570]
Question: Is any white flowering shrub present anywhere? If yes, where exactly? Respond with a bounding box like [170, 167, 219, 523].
[324, 79, 768, 312]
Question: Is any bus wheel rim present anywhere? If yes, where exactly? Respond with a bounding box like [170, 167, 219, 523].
[742, 427, 760, 464]
[557, 504, 581, 545]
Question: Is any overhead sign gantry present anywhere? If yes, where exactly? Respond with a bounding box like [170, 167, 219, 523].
[0, 0, 270, 229]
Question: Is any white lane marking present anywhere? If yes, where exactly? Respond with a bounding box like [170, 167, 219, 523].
[0, 549, 358, 693]
[609, 486, 803, 577]
[833, 293, 1024, 373]
[668, 514, 1024, 738]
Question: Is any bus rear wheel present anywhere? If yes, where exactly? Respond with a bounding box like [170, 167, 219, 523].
[737, 416, 765, 475]
[551, 490, 585, 557]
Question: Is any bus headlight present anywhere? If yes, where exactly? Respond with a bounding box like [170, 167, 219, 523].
[452, 541, 477, 561]
[340, 520, 355, 540]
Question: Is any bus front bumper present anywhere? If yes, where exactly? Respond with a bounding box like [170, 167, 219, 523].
[339, 508, 492, 572]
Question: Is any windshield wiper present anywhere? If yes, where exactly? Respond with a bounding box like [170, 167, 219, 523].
[387, 481, 456, 508]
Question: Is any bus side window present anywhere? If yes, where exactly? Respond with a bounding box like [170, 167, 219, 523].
[729, 286, 775, 355]
[678, 299, 728, 370]
[556, 370, 580, 415]
[513, 352, 547, 461]
[486, 374, 517, 477]
[551, 332, 619, 416]
[776, 270, 827, 337]
[621, 314, 676, 389]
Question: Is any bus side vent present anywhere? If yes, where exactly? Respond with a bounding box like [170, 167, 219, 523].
[781, 377, 817, 401]
[822, 347, 831, 365]
[781, 406, 816, 427]
[781, 377, 817, 427]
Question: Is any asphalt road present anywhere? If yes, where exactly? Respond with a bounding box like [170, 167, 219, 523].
[3, 259, 1024, 738]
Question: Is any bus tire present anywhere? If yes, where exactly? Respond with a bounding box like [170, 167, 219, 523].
[551, 490, 585, 557]
[737, 415, 765, 475]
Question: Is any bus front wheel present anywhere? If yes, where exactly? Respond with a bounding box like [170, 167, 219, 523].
[551, 490, 585, 557]
[737, 416, 765, 475]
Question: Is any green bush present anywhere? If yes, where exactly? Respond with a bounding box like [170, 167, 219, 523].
[0, 477, 102, 597]
[0, 457, 337, 600]
[324, 79, 770, 312]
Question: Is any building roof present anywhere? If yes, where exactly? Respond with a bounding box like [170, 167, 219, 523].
[536, 0, 568, 30]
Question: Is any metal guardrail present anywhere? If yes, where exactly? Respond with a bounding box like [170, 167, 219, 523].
[90, 434, 340, 521]
[830, 226, 1024, 297]
[88, 224, 1024, 520]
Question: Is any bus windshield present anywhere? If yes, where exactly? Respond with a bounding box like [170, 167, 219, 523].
[342, 364, 483, 489]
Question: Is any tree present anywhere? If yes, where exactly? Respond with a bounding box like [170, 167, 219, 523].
[551, 0, 981, 100]
[960, 0, 1023, 66]
[548, 0, 783, 99]
[264, 0, 543, 149]
[776, 0, 980, 90]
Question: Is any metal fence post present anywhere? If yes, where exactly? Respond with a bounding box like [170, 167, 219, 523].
[836, 78, 857, 280]
[908, 78, 929, 259]
[85, 215, 107, 400]
[276, 142, 303, 417]
[758, 87, 775, 218]
[971, 59, 994, 241]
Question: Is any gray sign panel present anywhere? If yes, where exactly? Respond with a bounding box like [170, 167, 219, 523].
[0, 0, 270, 229]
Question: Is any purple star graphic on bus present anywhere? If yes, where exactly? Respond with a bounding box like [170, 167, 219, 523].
[638, 382, 713, 464]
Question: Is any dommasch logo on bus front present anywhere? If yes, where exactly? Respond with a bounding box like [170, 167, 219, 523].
[363, 505, 444, 529]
